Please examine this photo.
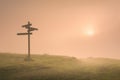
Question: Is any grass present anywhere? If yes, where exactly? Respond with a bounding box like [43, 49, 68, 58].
[0, 53, 120, 80]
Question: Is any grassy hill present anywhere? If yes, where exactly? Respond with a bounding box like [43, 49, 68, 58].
[0, 53, 120, 80]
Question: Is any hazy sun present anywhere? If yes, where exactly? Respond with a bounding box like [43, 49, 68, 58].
[86, 29, 94, 36]
[83, 24, 95, 37]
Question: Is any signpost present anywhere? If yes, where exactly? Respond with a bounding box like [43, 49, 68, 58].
[17, 21, 38, 61]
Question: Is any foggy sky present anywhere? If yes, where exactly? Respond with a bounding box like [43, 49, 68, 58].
[0, 0, 120, 59]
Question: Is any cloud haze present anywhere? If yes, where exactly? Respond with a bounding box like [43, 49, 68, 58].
[0, 0, 120, 58]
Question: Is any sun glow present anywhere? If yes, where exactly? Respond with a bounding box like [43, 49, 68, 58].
[82, 24, 95, 37]
[86, 29, 94, 36]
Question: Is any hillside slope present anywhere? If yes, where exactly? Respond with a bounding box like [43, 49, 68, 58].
[0, 53, 120, 80]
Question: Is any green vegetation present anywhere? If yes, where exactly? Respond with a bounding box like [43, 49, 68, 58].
[0, 53, 120, 80]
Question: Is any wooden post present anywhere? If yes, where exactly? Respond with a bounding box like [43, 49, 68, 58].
[17, 21, 38, 61]
[28, 29, 31, 60]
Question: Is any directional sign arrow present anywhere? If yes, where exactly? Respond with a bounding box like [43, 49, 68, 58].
[29, 27, 38, 31]
[17, 33, 32, 35]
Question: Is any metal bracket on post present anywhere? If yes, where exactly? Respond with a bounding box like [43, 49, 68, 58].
[17, 21, 38, 61]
